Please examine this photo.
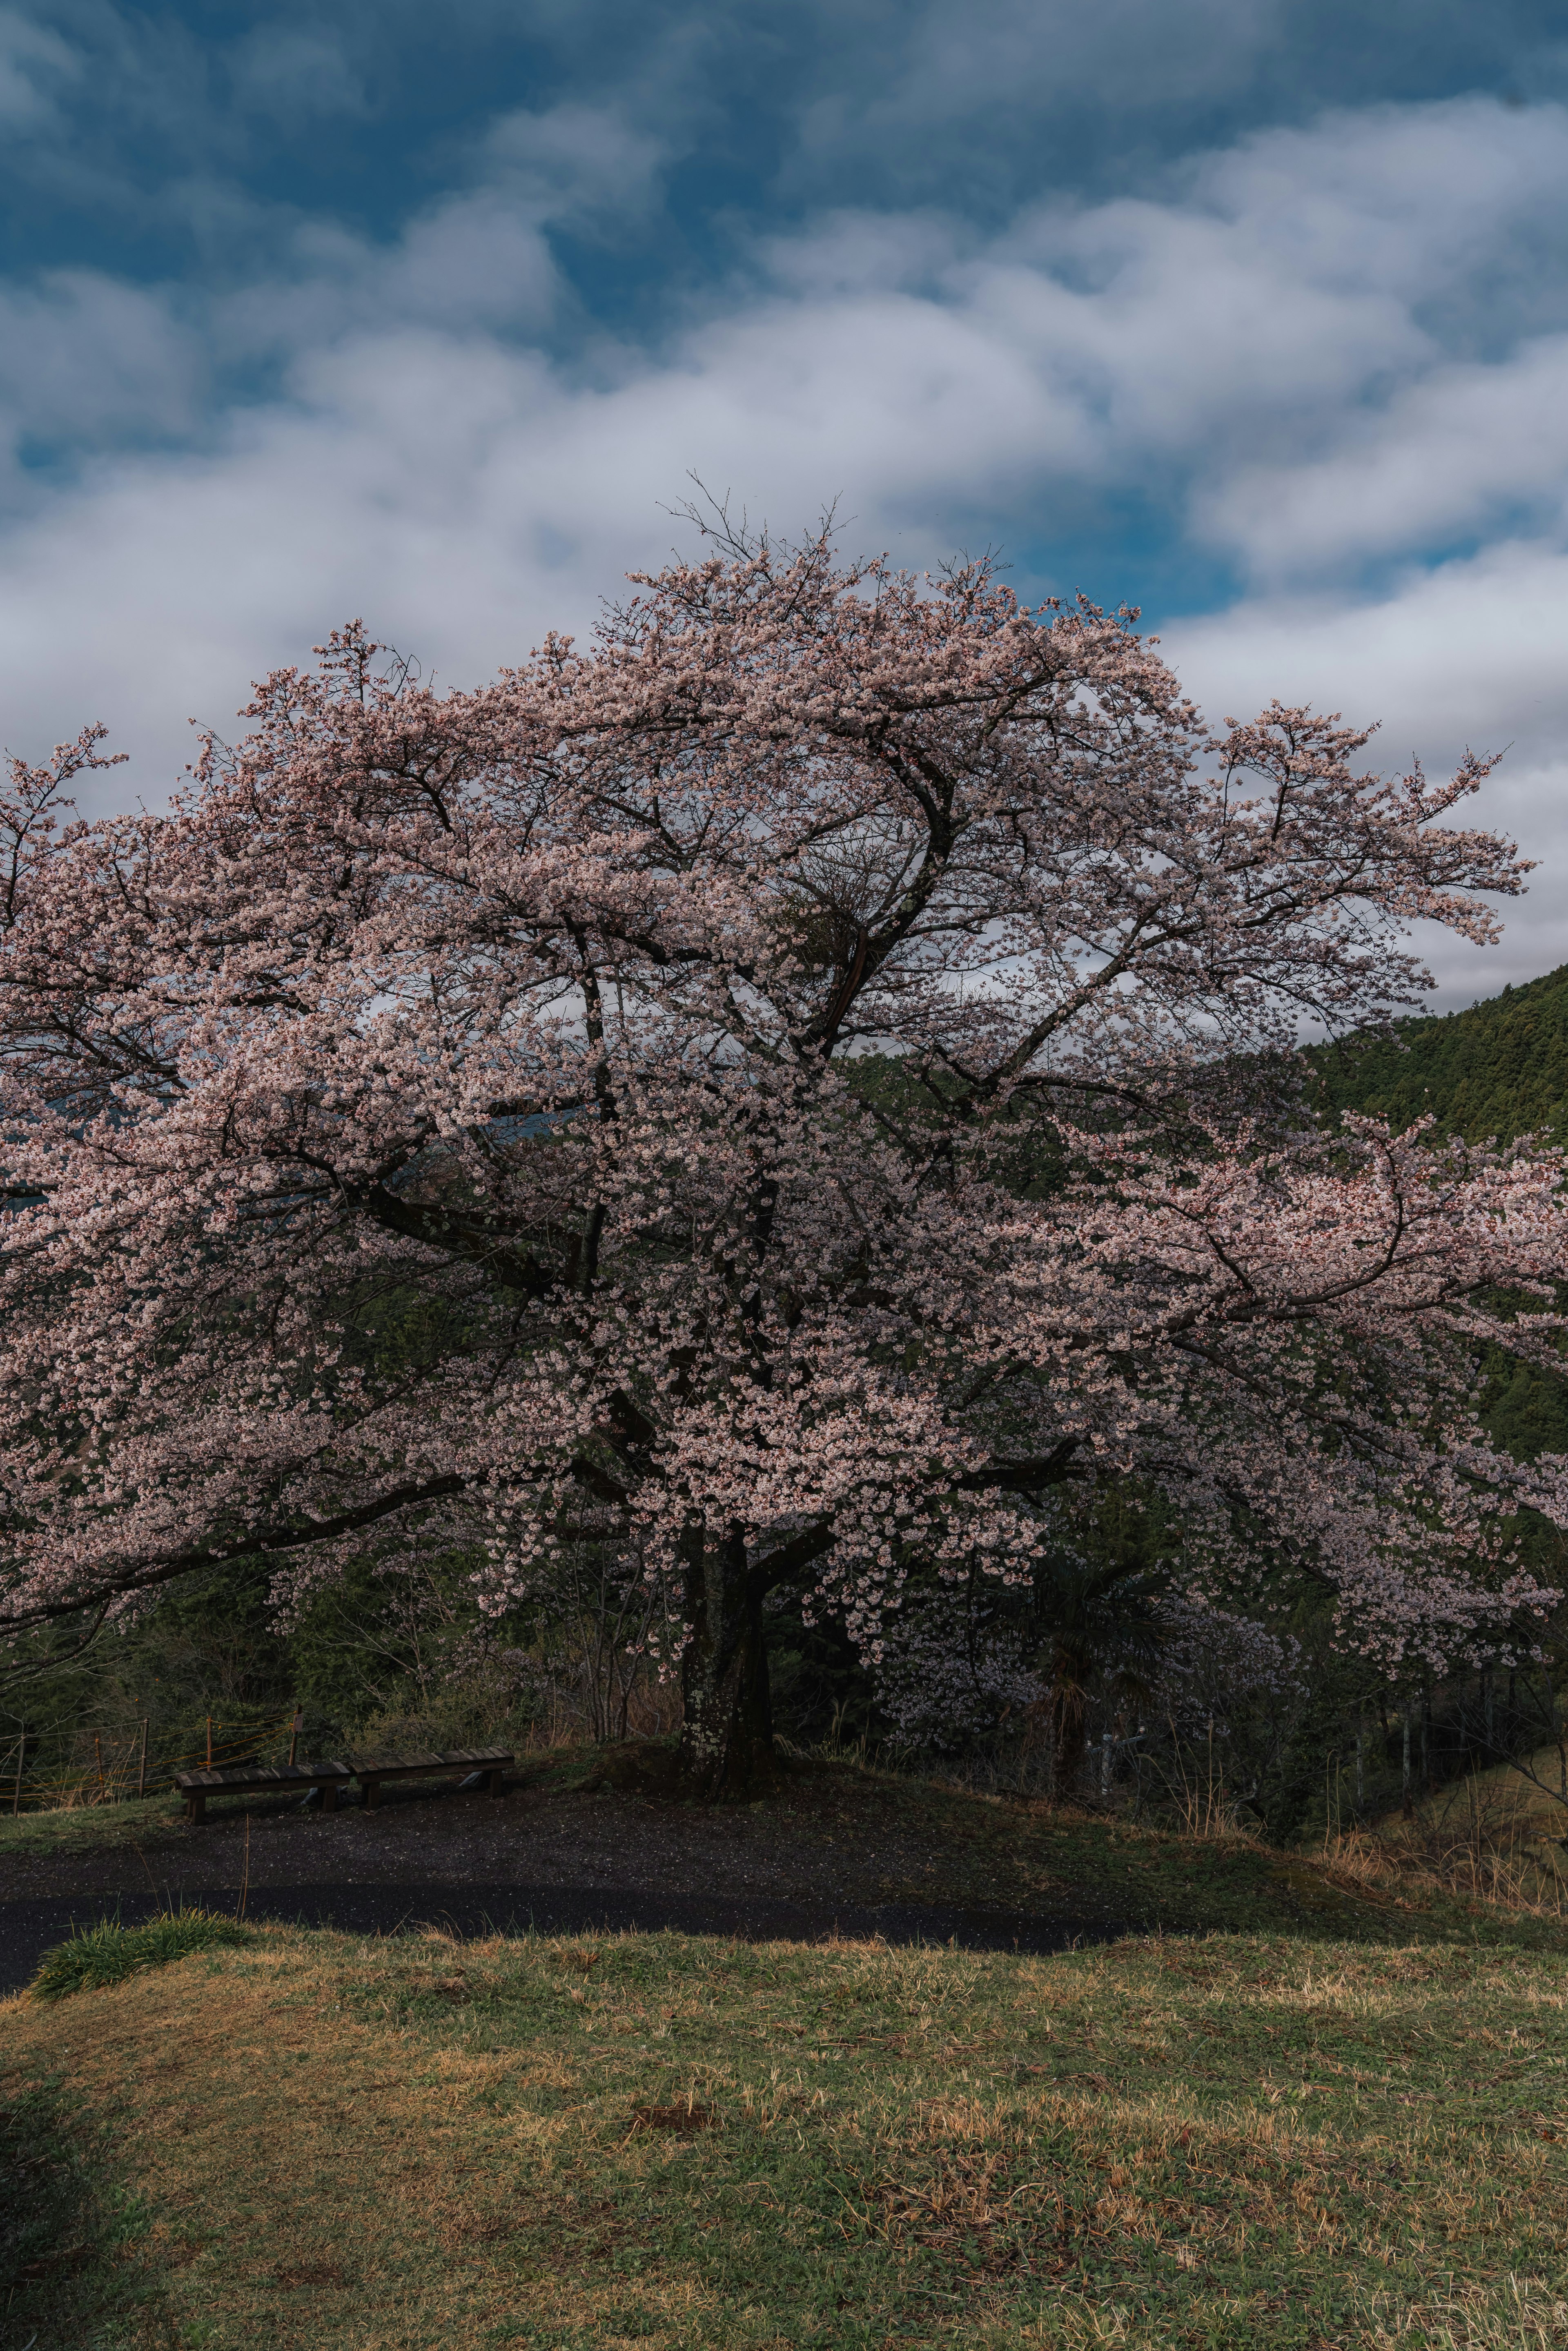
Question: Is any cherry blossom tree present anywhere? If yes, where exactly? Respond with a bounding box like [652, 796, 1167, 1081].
[3, 520, 1568, 1796]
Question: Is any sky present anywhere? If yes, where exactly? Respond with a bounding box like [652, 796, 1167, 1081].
[2, 1, 1567, 1004]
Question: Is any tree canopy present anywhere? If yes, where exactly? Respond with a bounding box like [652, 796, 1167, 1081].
[3, 524, 1566, 1794]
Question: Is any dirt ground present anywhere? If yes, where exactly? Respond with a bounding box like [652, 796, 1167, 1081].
[12, 1743, 1554, 1961]
[0, 1753, 1044, 1917]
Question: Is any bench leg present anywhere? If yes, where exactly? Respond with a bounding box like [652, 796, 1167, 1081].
[485, 1767, 505, 1797]
[321, 1781, 338, 1814]
[186, 1792, 205, 1825]
[361, 1778, 379, 1810]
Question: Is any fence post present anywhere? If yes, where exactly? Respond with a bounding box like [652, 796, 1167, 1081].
[94, 1731, 104, 1803]
[11, 1726, 22, 1818]
[206, 1716, 213, 1771]
[138, 1718, 149, 1800]
[289, 1708, 301, 1769]
[1100, 1729, 1113, 1798]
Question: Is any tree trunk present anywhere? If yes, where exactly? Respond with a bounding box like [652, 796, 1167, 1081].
[678, 1524, 778, 1800]
[1048, 1649, 1087, 1799]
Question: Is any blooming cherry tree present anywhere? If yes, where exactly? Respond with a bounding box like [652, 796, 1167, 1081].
[2, 524, 1566, 1795]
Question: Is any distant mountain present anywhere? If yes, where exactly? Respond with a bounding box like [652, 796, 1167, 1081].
[1309, 963, 1568, 1149]
[1307, 964, 1568, 1477]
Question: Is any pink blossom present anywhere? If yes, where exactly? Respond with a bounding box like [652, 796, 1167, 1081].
[0, 528, 1558, 1792]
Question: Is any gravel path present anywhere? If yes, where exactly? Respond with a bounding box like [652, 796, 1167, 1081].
[0, 1882, 1119, 1994]
[0, 1767, 1136, 1990]
[0, 1774, 1016, 1905]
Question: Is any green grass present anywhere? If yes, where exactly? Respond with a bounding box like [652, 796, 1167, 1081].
[0, 1788, 185, 1855]
[28, 1909, 252, 2002]
[5, 1920, 1568, 2348]
[0, 2074, 176, 2348]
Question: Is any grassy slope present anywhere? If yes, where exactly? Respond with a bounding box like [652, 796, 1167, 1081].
[6, 1922, 1568, 2351]
[0, 1789, 178, 1856]
[7, 1752, 1568, 1953]
[519, 1750, 1497, 1943]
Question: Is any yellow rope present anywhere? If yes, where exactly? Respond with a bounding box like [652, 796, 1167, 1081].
[9, 1712, 300, 1808]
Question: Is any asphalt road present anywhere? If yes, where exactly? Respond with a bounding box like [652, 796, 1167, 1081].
[1, 1882, 1124, 1994]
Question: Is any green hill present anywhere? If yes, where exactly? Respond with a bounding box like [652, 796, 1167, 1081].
[1309, 962, 1568, 1147]
[1309, 964, 1568, 1467]
[8, 1914, 1568, 2351]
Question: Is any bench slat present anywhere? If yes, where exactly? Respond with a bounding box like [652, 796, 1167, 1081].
[174, 1763, 351, 1789]
[174, 1747, 512, 1820]
[350, 1749, 513, 1810]
[346, 1748, 512, 1772]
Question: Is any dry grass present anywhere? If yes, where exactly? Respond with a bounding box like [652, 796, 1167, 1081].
[1334, 1752, 1568, 1920]
[5, 1921, 1568, 2349]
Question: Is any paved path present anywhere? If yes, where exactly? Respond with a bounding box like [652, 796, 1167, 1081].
[0, 1881, 1126, 1994]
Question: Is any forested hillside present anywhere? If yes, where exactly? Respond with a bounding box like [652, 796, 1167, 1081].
[1312, 963, 1568, 1469]
[1310, 962, 1568, 1145]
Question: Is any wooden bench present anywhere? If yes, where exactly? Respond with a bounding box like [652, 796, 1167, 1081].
[348, 1747, 513, 1810]
[174, 1760, 352, 1825]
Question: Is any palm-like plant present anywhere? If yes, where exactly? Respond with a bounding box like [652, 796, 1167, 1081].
[1032, 1555, 1169, 1796]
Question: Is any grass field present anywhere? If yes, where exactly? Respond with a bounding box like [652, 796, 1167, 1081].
[0, 1788, 179, 1856]
[6, 1919, 1568, 2350]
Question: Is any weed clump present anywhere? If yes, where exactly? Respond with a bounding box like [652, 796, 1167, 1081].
[29, 1908, 249, 2002]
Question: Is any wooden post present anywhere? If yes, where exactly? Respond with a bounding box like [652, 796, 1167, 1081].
[206, 1716, 213, 1770]
[94, 1731, 104, 1803]
[1421, 1684, 1432, 1794]
[11, 1726, 22, 1818]
[288, 1708, 301, 1768]
[1401, 1707, 1412, 1818]
[138, 1718, 149, 1800]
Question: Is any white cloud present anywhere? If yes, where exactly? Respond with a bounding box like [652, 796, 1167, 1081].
[482, 101, 668, 223]
[0, 272, 201, 493]
[1166, 540, 1568, 1001]
[786, 0, 1287, 189]
[0, 7, 75, 129]
[1198, 336, 1568, 577]
[228, 27, 368, 123]
[0, 90, 1566, 1006]
[209, 100, 669, 366]
[760, 97, 1568, 525]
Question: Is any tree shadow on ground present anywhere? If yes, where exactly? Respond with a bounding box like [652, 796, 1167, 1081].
[0, 2071, 179, 2349]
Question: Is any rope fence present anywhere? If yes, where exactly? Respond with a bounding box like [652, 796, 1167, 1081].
[2, 1708, 303, 1814]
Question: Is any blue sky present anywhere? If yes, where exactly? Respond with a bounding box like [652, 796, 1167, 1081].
[3, 1, 1568, 998]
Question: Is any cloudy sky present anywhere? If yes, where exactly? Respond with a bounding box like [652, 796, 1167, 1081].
[2, 0, 1566, 1002]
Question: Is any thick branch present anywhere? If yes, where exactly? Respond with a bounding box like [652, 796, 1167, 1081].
[1, 1471, 472, 1635]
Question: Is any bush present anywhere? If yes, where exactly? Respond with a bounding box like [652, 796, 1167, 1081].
[29, 1908, 250, 2001]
